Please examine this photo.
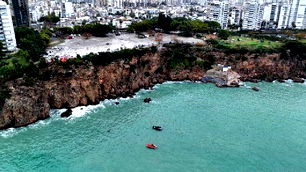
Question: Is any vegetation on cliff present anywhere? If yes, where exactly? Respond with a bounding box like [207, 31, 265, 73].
[162, 43, 214, 70]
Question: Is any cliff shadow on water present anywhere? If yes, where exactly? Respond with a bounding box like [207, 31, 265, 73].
[0, 42, 305, 129]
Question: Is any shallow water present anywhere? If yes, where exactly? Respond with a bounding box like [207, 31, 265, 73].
[1, 81, 306, 172]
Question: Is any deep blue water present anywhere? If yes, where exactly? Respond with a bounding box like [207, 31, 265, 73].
[1, 81, 306, 172]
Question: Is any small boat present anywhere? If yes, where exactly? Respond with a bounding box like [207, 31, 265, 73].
[152, 126, 162, 131]
[146, 144, 158, 149]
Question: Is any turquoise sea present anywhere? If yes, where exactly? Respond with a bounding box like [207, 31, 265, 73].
[1, 81, 306, 172]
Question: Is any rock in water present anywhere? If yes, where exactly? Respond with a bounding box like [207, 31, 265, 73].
[144, 98, 152, 103]
[292, 77, 304, 83]
[115, 102, 120, 105]
[202, 67, 241, 87]
[252, 87, 260, 91]
[61, 108, 73, 118]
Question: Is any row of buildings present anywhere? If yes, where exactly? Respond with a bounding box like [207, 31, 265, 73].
[241, 0, 306, 30]
[27, 0, 306, 30]
[0, 0, 306, 52]
[197, 0, 306, 30]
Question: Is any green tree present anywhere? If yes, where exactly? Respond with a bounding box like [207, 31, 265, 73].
[190, 20, 209, 33]
[281, 40, 306, 60]
[205, 21, 221, 32]
[157, 13, 172, 32]
[127, 19, 157, 32]
[218, 30, 230, 40]
[39, 12, 60, 28]
[15, 27, 47, 61]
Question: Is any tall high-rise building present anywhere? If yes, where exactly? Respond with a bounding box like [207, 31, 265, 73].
[277, 0, 291, 29]
[288, 0, 306, 29]
[0, 1, 17, 51]
[11, 0, 29, 26]
[242, 0, 264, 30]
[262, 1, 281, 29]
[220, 0, 229, 28]
[206, 0, 229, 29]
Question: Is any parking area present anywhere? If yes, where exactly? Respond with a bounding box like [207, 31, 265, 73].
[44, 33, 204, 60]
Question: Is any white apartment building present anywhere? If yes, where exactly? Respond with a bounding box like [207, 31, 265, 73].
[206, 0, 229, 29]
[0, 1, 17, 52]
[61, 2, 74, 18]
[288, 0, 306, 29]
[219, 0, 229, 28]
[277, 0, 291, 29]
[242, 0, 264, 30]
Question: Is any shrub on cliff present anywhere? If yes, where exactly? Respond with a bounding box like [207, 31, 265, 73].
[281, 41, 306, 60]
[85, 47, 156, 66]
[163, 43, 198, 68]
[193, 60, 213, 69]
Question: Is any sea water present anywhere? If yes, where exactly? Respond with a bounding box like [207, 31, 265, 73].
[1, 81, 306, 172]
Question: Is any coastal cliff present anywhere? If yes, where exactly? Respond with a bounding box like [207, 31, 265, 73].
[0, 44, 305, 129]
[0, 50, 204, 129]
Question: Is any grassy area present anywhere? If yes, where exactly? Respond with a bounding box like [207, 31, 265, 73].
[0, 50, 32, 81]
[219, 36, 283, 50]
[299, 39, 306, 44]
[3, 50, 30, 66]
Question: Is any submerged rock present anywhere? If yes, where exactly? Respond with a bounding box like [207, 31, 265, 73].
[144, 98, 152, 103]
[252, 87, 260, 91]
[61, 108, 72, 118]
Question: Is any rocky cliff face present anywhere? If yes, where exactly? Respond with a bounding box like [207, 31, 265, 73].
[0, 51, 204, 129]
[210, 52, 306, 82]
[0, 47, 305, 130]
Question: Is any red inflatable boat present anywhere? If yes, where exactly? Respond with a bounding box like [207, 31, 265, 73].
[146, 144, 158, 149]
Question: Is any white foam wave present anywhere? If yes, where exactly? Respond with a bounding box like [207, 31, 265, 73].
[66, 103, 106, 120]
[0, 128, 26, 138]
[0, 80, 194, 138]
[163, 81, 185, 84]
[285, 79, 293, 84]
[283, 84, 292, 87]
[0, 110, 65, 138]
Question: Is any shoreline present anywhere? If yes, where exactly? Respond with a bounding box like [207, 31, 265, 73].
[1, 79, 305, 133]
[0, 80, 197, 136]
[1, 44, 306, 130]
